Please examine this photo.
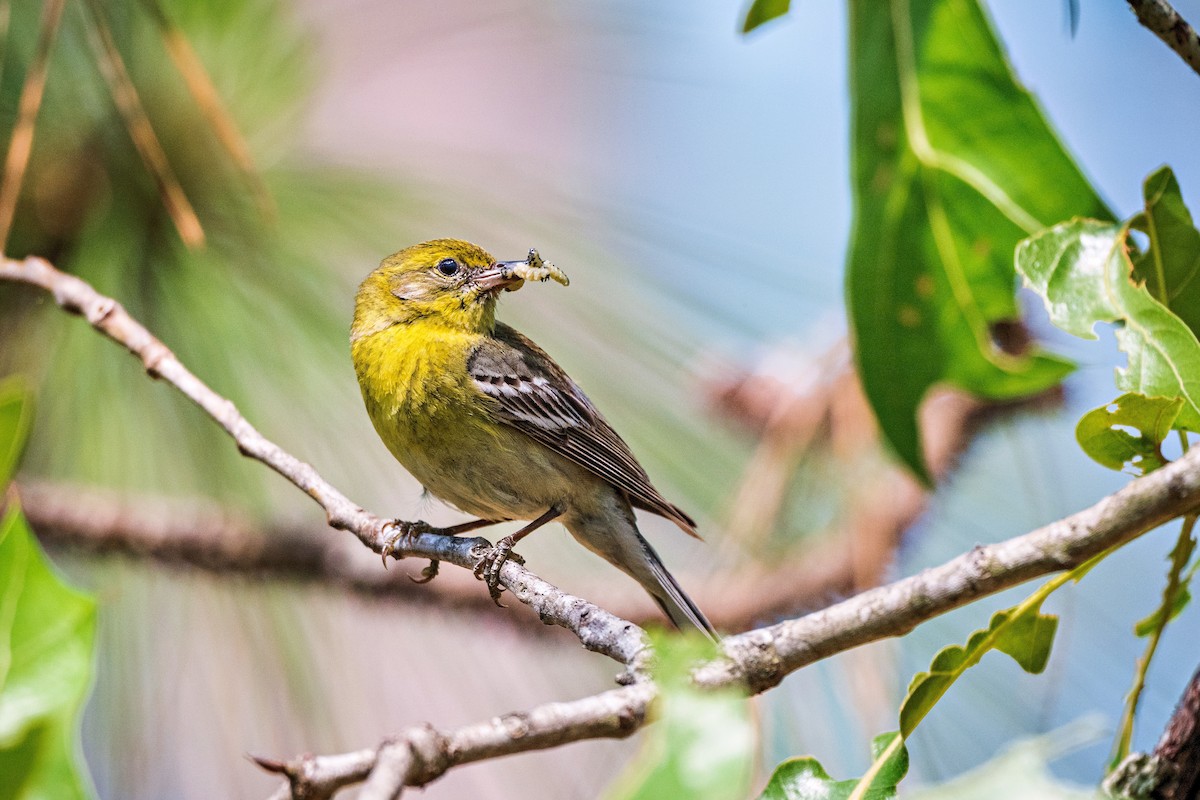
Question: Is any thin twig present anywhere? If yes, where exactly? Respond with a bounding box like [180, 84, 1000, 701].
[80, 0, 205, 248]
[1127, 0, 1200, 78]
[0, 0, 66, 253]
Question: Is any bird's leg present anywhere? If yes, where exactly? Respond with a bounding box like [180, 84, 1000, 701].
[439, 518, 505, 536]
[473, 505, 563, 605]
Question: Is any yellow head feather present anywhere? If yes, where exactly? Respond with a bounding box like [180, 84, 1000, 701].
[351, 239, 501, 341]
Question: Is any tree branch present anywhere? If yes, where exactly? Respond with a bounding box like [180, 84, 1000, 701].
[1151, 664, 1200, 799]
[252, 684, 655, 800]
[0, 255, 650, 672]
[7, 254, 1200, 799]
[698, 447, 1200, 691]
[1127, 0, 1200, 78]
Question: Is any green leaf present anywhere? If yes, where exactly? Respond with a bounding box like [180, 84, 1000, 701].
[0, 378, 33, 490]
[1130, 166, 1200, 335]
[0, 503, 97, 799]
[603, 633, 754, 800]
[1016, 219, 1200, 430]
[741, 0, 790, 33]
[900, 604, 1058, 737]
[847, 0, 1106, 482]
[758, 733, 908, 800]
[1134, 585, 1191, 636]
[1075, 393, 1184, 475]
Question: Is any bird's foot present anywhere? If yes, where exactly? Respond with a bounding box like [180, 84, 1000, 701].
[379, 519, 433, 567]
[410, 559, 440, 584]
[472, 536, 526, 606]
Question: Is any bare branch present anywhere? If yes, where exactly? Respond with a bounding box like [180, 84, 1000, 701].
[697, 447, 1200, 691]
[1127, 0, 1200, 78]
[0, 255, 650, 671]
[254, 684, 655, 799]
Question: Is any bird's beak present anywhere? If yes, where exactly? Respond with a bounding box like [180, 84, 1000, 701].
[473, 261, 526, 293]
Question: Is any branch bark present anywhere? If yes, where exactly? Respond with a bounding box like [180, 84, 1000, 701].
[6, 255, 1200, 799]
[253, 684, 655, 800]
[1127, 0, 1200, 78]
[1151, 665, 1200, 799]
[698, 448, 1200, 691]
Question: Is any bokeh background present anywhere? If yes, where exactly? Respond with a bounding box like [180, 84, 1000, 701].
[4, 0, 1200, 796]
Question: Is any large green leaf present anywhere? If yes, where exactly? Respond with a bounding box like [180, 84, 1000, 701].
[1016, 219, 1200, 430]
[1130, 166, 1200, 334]
[1075, 393, 1184, 475]
[847, 0, 1106, 481]
[758, 733, 908, 800]
[603, 634, 754, 800]
[0, 503, 97, 799]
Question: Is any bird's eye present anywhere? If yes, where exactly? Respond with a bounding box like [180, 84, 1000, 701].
[436, 258, 460, 277]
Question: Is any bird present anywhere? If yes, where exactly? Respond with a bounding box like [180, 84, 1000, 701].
[350, 238, 713, 635]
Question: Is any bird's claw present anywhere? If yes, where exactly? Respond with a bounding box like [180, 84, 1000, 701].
[472, 536, 525, 605]
[379, 519, 432, 567]
[410, 560, 440, 584]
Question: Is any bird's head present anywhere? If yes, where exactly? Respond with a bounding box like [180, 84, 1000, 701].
[351, 239, 526, 340]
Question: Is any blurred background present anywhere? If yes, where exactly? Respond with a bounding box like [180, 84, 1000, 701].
[3, 0, 1200, 796]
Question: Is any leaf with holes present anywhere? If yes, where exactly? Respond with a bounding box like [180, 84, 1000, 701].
[1076, 393, 1184, 475]
[1017, 219, 1200, 431]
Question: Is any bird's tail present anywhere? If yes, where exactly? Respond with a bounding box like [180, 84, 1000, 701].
[636, 532, 716, 639]
[565, 504, 715, 638]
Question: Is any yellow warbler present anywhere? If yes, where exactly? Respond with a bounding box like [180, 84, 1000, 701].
[350, 239, 712, 634]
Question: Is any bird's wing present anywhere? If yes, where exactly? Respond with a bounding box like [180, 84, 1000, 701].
[467, 322, 698, 536]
